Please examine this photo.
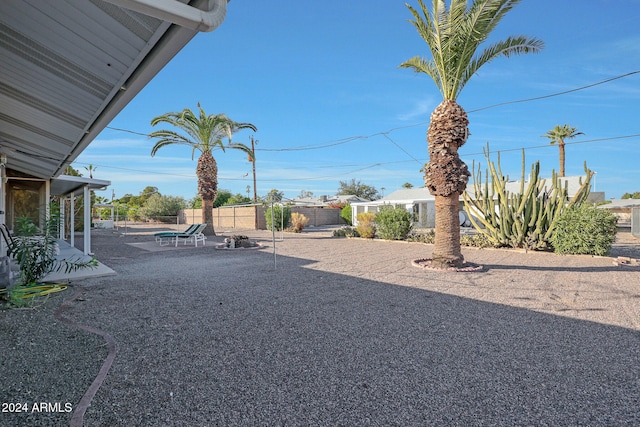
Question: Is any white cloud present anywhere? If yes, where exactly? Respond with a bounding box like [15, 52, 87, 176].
[396, 98, 437, 121]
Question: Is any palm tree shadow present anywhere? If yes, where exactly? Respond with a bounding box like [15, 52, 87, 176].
[480, 263, 639, 273]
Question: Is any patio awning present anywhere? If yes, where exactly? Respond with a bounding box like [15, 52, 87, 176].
[0, 0, 228, 181]
[50, 175, 111, 197]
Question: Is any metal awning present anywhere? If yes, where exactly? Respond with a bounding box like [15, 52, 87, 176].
[50, 175, 111, 197]
[0, 0, 228, 181]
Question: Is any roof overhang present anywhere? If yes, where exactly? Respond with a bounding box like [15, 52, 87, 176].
[50, 175, 111, 197]
[0, 0, 228, 180]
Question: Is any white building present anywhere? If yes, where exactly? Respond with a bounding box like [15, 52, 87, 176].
[351, 175, 593, 228]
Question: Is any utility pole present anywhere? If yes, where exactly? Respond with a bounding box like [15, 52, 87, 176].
[250, 136, 258, 229]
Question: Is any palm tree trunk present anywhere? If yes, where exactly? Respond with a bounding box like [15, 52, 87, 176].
[433, 194, 463, 268]
[196, 151, 218, 236]
[423, 100, 471, 269]
[201, 197, 215, 236]
[558, 141, 565, 177]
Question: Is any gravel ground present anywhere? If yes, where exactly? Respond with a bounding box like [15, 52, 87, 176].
[1, 226, 639, 426]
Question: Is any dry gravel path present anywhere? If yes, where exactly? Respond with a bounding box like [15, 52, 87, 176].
[1, 226, 639, 426]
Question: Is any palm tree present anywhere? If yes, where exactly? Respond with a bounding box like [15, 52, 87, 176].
[149, 104, 257, 235]
[542, 124, 583, 177]
[400, 0, 543, 268]
[84, 164, 97, 179]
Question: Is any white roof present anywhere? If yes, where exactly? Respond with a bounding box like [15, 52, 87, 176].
[291, 194, 369, 206]
[350, 187, 433, 205]
[598, 199, 640, 209]
[352, 176, 589, 206]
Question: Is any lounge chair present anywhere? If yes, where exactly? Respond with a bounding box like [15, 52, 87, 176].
[154, 224, 198, 245]
[155, 224, 207, 247]
[174, 223, 207, 247]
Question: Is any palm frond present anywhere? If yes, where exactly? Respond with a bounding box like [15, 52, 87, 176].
[227, 142, 254, 160]
[459, 35, 544, 96]
[150, 104, 257, 164]
[402, 0, 543, 100]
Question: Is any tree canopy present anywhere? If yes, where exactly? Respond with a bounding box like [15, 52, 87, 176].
[337, 179, 380, 200]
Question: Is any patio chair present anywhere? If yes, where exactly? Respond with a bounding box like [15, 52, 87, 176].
[154, 224, 198, 246]
[174, 223, 207, 247]
[1, 224, 16, 255]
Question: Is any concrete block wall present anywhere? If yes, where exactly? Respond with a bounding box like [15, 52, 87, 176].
[179, 206, 346, 230]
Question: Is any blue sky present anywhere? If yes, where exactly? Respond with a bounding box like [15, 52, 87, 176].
[75, 0, 640, 202]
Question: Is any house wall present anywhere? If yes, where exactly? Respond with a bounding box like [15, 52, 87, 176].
[605, 207, 632, 224]
[352, 201, 436, 228]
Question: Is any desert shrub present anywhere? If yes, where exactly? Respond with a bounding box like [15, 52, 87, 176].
[340, 204, 353, 225]
[460, 233, 496, 248]
[332, 226, 360, 238]
[406, 229, 435, 244]
[265, 205, 291, 231]
[550, 204, 617, 256]
[290, 212, 309, 232]
[356, 212, 376, 238]
[375, 206, 413, 240]
[138, 194, 186, 222]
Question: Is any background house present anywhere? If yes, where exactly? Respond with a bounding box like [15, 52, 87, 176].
[352, 175, 596, 229]
[290, 194, 369, 206]
[598, 199, 640, 226]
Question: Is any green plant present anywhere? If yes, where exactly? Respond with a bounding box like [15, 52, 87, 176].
[356, 212, 376, 238]
[406, 229, 435, 244]
[550, 204, 617, 255]
[138, 194, 187, 222]
[340, 204, 353, 225]
[332, 226, 360, 238]
[375, 206, 413, 240]
[460, 233, 496, 248]
[265, 205, 291, 231]
[462, 146, 593, 250]
[8, 208, 98, 288]
[290, 212, 309, 232]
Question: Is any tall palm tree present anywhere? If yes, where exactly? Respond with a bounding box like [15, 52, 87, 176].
[400, 0, 543, 269]
[542, 124, 583, 177]
[150, 104, 257, 235]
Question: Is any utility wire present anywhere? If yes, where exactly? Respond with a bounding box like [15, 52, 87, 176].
[73, 132, 640, 183]
[96, 70, 640, 181]
[468, 70, 640, 113]
[105, 69, 640, 155]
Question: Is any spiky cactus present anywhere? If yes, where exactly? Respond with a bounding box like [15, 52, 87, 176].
[462, 146, 593, 250]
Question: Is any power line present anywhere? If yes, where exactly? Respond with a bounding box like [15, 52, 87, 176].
[105, 69, 640, 156]
[460, 133, 640, 158]
[468, 70, 640, 113]
[94, 71, 640, 184]
[73, 131, 640, 184]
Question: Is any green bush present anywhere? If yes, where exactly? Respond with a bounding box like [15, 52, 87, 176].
[265, 205, 291, 231]
[375, 206, 413, 240]
[332, 226, 359, 237]
[550, 204, 617, 256]
[340, 204, 353, 225]
[138, 194, 186, 222]
[356, 212, 376, 238]
[460, 233, 496, 248]
[406, 229, 435, 243]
